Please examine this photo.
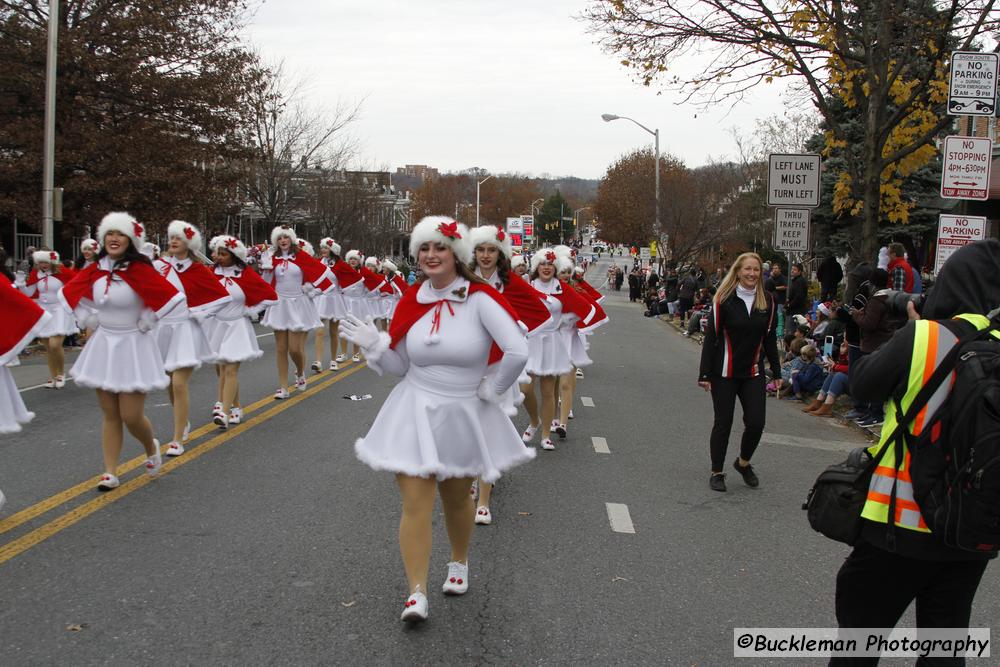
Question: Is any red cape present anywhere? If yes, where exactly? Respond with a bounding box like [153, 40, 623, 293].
[576, 278, 604, 304]
[25, 267, 75, 294]
[270, 252, 334, 292]
[1, 274, 51, 364]
[218, 267, 278, 309]
[390, 274, 409, 295]
[542, 279, 605, 331]
[501, 274, 553, 334]
[59, 260, 184, 319]
[571, 282, 609, 329]
[158, 260, 230, 313]
[389, 281, 522, 365]
[329, 259, 363, 288]
[360, 266, 386, 292]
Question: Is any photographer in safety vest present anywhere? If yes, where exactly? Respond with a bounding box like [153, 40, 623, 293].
[832, 240, 1000, 665]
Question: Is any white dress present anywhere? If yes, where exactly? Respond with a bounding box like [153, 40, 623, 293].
[69, 257, 175, 393]
[524, 278, 573, 376]
[341, 277, 374, 320]
[355, 277, 535, 482]
[261, 252, 323, 332]
[18, 271, 78, 337]
[475, 266, 531, 418]
[0, 304, 52, 434]
[152, 257, 218, 371]
[207, 266, 265, 363]
[314, 259, 348, 321]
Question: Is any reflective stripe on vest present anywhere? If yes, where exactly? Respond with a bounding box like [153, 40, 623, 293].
[860, 313, 993, 532]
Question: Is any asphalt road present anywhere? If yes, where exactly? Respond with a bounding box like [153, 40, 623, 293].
[1, 254, 996, 666]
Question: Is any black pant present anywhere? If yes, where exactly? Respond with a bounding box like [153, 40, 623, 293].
[709, 375, 766, 472]
[832, 540, 989, 666]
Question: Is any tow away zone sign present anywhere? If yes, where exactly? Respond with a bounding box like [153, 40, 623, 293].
[773, 208, 811, 252]
[940, 136, 993, 200]
[936, 214, 987, 270]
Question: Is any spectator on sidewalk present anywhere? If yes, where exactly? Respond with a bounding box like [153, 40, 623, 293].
[786, 262, 809, 318]
[766, 263, 788, 336]
[802, 340, 849, 416]
[677, 268, 698, 324]
[817, 254, 843, 301]
[850, 268, 906, 427]
[790, 345, 824, 400]
[886, 242, 915, 293]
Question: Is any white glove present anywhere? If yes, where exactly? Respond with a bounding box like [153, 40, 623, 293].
[476, 377, 504, 404]
[338, 314, 381, 350]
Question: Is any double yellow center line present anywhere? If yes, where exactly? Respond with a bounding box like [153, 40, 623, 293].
[0, 363, 367, 566]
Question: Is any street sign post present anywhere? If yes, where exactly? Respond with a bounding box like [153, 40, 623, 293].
[948, 51, 998, 116]
[640, 247, 651, 261]
[506, 217, 523, 234]
[940, 136, 993, 200]
[935, 214, 987, 271]
[767, 154, 822, 208]
[773, 208, 811, 252]
[521, 215, 534, 240]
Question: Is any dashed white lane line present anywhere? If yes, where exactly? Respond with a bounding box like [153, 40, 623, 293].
[592, 436, 610, 454]
[255, 332, 274, 339]
[606, 503, 635, 534]
[581, 396, 595, 407]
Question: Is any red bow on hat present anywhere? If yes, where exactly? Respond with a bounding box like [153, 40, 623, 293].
[49, 251, 57, 260]
[438, 221, 461, 240]
[183, 226, 195, 240]
[133, 222, 144, 238]
[224, 238, 239, 249]
[496, 230, 506, 242]
[325, 239, 333, 247]
[545, 251, 556, 262]
[298, 239, 306, 248]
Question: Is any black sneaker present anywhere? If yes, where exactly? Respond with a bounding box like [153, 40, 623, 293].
[733, 459, 760, 488]
[709, 473, 727, 492]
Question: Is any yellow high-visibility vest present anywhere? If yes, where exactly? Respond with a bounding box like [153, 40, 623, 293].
[861, 313, 997, 532]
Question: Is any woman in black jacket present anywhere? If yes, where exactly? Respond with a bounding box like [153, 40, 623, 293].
[698, 252, 782, 492]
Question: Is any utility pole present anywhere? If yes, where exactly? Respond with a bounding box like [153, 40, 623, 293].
[42, 0, 59, 249]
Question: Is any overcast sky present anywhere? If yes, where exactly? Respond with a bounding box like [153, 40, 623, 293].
[245, 1, 791, 179]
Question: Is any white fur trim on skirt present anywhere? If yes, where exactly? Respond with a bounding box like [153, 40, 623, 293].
[207, 316, 264, 363]
[524, 330, 572, 377]
[154, 318, 213, 371]
[70, 326, 170, 393]
[38, 304, 79, 338]
[355, 375, 536, 483]
[0, 365, 34, 434]
[262, 294, 323, 332]
[561, 327, 593, 368]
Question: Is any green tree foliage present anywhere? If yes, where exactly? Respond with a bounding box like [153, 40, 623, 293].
[535, 190, 572, 245]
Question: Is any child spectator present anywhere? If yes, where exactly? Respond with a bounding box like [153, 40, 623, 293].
[802, 340, 850, 416]
[791, 345, 824, 400]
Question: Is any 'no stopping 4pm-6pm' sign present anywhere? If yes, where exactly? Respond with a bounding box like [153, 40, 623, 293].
[940, 136, 993, 200]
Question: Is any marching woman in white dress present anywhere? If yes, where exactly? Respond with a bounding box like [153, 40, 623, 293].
[520, 249, 602, 451]
[361, 256, 390, 331]
[16, 250, 78, 388]
[259, 226, 333, 398]
[59, 212, 184, 490]
[74, 238, 99, 270]
[328, 247, 368, 364]
[467, 225, 552, 526]
[339, 216, 534, 623]
[511, 254, 528, 279]
[0, 273, 53, 511]
[382, 260, 408, 322]
[153, 221, 230, 457]
[312, 238, 349, 372]
[207, 235, 278, 428]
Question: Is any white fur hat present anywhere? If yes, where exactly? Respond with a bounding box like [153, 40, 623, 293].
[408, 216, 473, 265]
[140, 242, 159, 259]
[364, 256, 379, 268]
[574, 266, 585, 275]
[553, 244, 573, 258]
[531, 248, 559, 271]
[97, 211, 146, 249]
[469, 225, 513, 259]
[80, 238, 99, 254]
[297, 239, 314, 256]
[511, 254, 525, 269]
[213, 235, 247, 262]
[32, 250, 59, 265]
[319, 237, 342, 256]
[555, 256, 575, 274]
[167, 220, 204, 254]
[382, 260, 398, 272]
[345, 249, 363, 263]
[270, 225, 297, 247]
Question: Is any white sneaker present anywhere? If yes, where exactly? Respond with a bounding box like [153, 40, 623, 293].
[540, 438, 556, 451]
[351, 354, 361, 363]
[442, 561, 469, 595]
[274, 388, 290, 400]
[475, 506, 492, 525]
[329, 360, 339, 371]
[295, 375, 307, 391]
[310, 361, 322, 373]
[551, 418, 560, 430]
[555, 423, 567, 439]
[145, 439, 162, 476]
[521, 423, 539, 443]
[568, 409, 575, 420]
[54, 375, 66, 388]
[335, 354, 346, 363]
[213, 411, 228, 429]
[165, 441, 184, 457]
[401, 590, 428, 623]
[575, 368, 584, 379]
[229, 407, 242, 424]
[97, 473, 120, 490]
[182, 421, 191, 442]
[213, 401, 223, 413]
[44, 378, 55, 389]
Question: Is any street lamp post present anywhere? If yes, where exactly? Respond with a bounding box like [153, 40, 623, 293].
[601, 113, 659, 253]
[573, 206, 591, 244]
[42, 0, 60, 249]
[475, 174, 493, 227]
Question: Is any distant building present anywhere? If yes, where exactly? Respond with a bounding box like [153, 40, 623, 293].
[396, 164, 440, 181]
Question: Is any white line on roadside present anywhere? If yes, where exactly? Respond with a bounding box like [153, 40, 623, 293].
[581, 396, 595, 407]
[606, 503, 635, 534]
[592, 436, 610, 454]
[18, 383, 48, 394]
[761, 432, 862, 453]
[256, 332, 274, 339]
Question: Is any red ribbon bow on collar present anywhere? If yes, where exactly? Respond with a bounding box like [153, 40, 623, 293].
[183, 226, 195, 240]
[438, 221, 461, 240]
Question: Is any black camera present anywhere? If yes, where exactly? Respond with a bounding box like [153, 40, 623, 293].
[882, 290, 925, 318]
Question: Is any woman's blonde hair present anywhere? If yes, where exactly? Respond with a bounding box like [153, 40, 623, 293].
[715, 252, 768, 311]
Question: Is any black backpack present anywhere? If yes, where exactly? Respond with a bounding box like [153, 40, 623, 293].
[906, 320, 1000, 553]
